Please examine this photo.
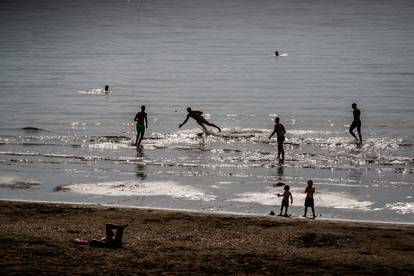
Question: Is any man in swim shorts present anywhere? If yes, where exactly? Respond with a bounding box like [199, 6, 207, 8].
[349, 103, 362, 143]
[179, 107, 221, 133]
[269, 117, 286, 162]
[134, 105, 148, 146]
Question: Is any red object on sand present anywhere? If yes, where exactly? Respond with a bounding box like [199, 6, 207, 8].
[74, 239, 89, 245]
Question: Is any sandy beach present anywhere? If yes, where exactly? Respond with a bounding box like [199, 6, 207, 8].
[0, 200, 413, 275]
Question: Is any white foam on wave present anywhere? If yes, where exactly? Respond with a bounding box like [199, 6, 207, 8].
[384, 202, 414, 214]
[64, 180, 216, 201]
[228, 192, 278, 205]
[88, 142, 130, 150]
[150, 129, 203, 146]
[148, 128, 270, 147]
[78, 88, 110, 95]
[0, 151, 32, 156]
[0, 176, 41, 188]
[216, 181, 240, 185]
[315, 191, 374, 210]
[0, 176, 22, 185]
[288, 129, 342, 135]
[223, 128, 268, 134]
[227, 187, 375, 211]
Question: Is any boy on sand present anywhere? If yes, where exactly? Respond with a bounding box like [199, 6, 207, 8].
[179, 107, 221, 133]
[277, 185, 293, 217]
[269, 117, 286, 162]
[303, 180, 316, 219]
[134, 105, 148, 146]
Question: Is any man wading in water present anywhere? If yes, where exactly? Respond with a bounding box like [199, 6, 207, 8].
[349, 103, 362, 143]
[269, 117, 286, 162]
[134, 105, 148, 146]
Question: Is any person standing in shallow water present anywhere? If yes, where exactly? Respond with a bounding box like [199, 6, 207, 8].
[349, 103, 362, 143]
[134, 105, 148, 146]
[269, 117, 286, 162]
[277, 185, 293, 217]
[303, 180, 316, 219]
[179, 107, 221, 133]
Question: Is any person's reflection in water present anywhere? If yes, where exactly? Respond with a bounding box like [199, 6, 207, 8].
[277, 164, 284, 178]
[270, 164, 285, 216]
[273, 164, 285, 187]
[135, 148, 147, 180]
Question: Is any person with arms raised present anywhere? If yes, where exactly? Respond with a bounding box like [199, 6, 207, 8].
[179, 107, 221, 133]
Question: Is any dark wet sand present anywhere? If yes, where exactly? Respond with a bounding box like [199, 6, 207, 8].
[0, 201, 413, 275]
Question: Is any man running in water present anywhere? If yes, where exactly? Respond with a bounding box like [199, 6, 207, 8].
[269, 117, 286, 162]
[179, 107, 221, 133]
[349, 103, 362, 143]
[134, 105, 148, 146]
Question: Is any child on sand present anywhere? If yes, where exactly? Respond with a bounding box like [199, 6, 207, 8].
[303, 180, 316, 219]
[277, 185, 293, 217]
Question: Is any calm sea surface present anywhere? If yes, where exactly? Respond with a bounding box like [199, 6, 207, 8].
[0, 0, 413, 222]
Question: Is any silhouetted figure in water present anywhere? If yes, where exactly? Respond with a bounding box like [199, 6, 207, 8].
[274, 51, 279, 56]
[134, 105, 148, 146]
[349, 103, 362, 143]
[277, 185, 293, 217]
[269, 117, 286, 162]
[179, 107, 221, 133]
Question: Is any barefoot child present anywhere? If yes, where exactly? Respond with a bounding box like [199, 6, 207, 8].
[277, 185, 293, 217]
[303, 180, 316, 218]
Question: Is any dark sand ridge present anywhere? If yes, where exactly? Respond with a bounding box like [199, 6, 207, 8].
[0, 200, 413, 275]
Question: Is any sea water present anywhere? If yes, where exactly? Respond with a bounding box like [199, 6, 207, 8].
[0, 0, 413, 223]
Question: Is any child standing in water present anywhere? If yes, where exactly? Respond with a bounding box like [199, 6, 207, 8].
[277, 185, 293, 217]
[303, 180, 316, 219]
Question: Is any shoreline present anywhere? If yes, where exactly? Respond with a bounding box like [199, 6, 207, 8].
[1, 200, 413, 274]
[1, 198, 413, 226]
